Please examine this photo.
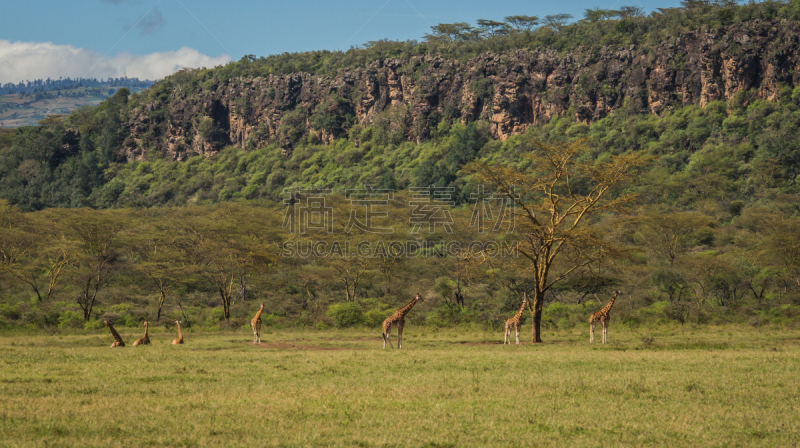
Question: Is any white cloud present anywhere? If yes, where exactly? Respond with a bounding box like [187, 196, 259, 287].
[0, 40, 232, 83]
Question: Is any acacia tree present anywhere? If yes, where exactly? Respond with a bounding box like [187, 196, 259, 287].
[0, 205, 75, 303]
[65, 210, 128, 320]
[175, 204, 277, 320]
[628, 210, 714, 265]
[504, 15, 540, 31]
[467, 138, 647, 342]
[761, 213, 800, 290]
[128, 217, 195, 321]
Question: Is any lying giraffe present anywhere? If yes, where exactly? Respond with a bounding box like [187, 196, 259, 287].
[105, 320, 125, 348]
[590, 290, 620, 344]
[251, 303, 264, 344]
[171, 320, 184, 345]
[504, 293, 529, 345]
[382, 293, 423, 349]
[132, 320, 150, 346]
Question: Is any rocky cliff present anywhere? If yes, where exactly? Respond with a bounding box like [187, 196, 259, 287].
[124, 19, 800, 161]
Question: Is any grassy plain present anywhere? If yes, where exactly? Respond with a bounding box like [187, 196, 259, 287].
[0, 325, 798, 447]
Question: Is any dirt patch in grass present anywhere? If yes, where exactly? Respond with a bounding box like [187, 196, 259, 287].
[453, 339, 574, 346]
[453, 341, 505, 346]
[321, 337, 381, 341]
[245, 341, 366, 351]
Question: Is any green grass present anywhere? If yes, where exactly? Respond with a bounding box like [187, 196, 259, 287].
[1, 325, 799, 447]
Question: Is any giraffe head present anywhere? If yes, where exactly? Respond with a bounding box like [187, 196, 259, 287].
[104, 319, 111, 327]
[415, 293, 423, 301]
[175, 320, 180, 325]
[143, 320, 148, 326]
[260, 303, 264, 309]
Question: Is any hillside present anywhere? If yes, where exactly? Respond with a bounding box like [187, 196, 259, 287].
[0, 0, 799, 210]
[0, 0, 799, 335]
[121, 17, 800, 161]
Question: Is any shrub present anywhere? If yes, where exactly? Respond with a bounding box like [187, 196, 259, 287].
[364, 309, 389, 327]
[425, 303, 465, 327]
[58, 310, 84, 329]
[84, 319, 105, 331]
[208, 307, 226, 322]
[327, 303, 364, 328]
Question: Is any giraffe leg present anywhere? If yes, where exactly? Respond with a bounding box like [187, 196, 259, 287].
[590, 321, 595, 344]
[398, 326, 403, 349]
[603, 322, 608, 344]
[257, 322, 261, 344]
[515, 326, 520, 345]
[384, 329, 394, 349]
[504, 326, 509, 344]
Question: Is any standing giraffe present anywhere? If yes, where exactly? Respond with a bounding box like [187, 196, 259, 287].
[132, 321, 150, 346]
[382, 293, 423, 349]
[590, 290, 620, 344]
[105, 320, 125, 348]
[251, 303, 264, 344]
[504, 293, 529, 345]
[171, 320, 184, 345]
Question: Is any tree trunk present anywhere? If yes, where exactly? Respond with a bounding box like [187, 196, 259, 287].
[156, 290, 166, 321]
[530, 290, 544, 343]
[218, 286, 231, 320]
[239, 275, 247, 302]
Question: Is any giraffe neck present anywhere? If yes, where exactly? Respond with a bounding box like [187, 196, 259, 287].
[254, 307, 264, 320]
[109, 325, 123, 343]
[396, 297, 419, 318]
[513, 300, 528, 320]
[601, 293, 618, 315]
[176, 322, 182, 339]
[143, 322, 149, 338]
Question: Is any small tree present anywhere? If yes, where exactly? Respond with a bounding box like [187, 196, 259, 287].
[467, 138, 647, 342]
[543, 14, 573, 31]
[629, 210, 714, 265]
[129, 219, 194, 321]
[175, 204, 277, 320]
[504, 15, 540, 32]
[0, 203, 71, 302]
[65, 210, 128, 320]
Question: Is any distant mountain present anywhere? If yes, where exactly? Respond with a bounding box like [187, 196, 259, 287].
[0, 78, 153, 128]
[0, 77, 153, 95]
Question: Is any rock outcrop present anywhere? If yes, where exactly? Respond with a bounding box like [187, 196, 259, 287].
[124, 19, 800, 161]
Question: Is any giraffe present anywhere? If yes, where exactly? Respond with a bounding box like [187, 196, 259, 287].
[105, 320, 125, 348]
[590, 290, 620, 344]
[504, 293, 529, 345]
[171, 320, 184, 345]
[251, 303, 264, 344]
[132, 320, 150, 346]
[382, 293, 423, 349]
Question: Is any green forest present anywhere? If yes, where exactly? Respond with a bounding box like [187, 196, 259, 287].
[1, 0, 800, 339]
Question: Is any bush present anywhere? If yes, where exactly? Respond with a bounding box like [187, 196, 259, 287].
[425, 303, 470, 327]
[364, 309, 389, 327]
[58, 310, 84, 329]
[327, 303, 364, 328]
[84, 319, 105, 331]
[208, 307, 226, 323]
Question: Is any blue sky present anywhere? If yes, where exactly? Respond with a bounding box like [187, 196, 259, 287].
[0, 0, 684, 83]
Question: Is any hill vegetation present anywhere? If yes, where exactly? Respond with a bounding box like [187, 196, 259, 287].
[0, 0, 799, 334]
